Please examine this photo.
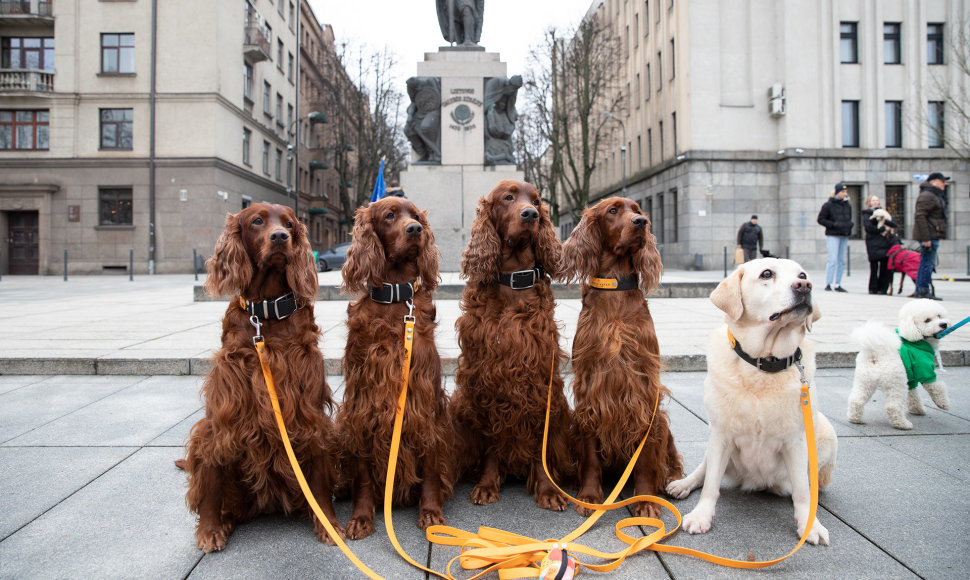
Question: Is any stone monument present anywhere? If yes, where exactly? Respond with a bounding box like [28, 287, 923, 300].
[401, 1, 524, 271]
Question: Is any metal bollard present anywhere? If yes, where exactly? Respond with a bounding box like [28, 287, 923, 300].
[0, 248, 3, 282]
[129, 248, 134, 281]
[193, 248, 198, 281]
[786, 245, 790, 259]
[63, 249, 68, 281]
[723, 246, 728, 277]
[846, 246, 851, 277]
[966, 245, 969, 276]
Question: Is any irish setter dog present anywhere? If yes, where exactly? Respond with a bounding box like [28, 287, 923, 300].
[451, 179, 574, 510]
[183, 203, 342, 551]
[561, 197, 682, 517]
[338, 196, 454, 539]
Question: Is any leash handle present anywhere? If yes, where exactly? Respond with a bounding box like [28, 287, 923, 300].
[934, 314, 970, 339]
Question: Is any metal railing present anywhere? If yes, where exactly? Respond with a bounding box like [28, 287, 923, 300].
[0, 69, 54, 93]
[0, 0, 53, 17]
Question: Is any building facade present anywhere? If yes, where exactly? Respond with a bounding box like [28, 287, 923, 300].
[0, 0, 302, 275]
[574, 0, 969, 271]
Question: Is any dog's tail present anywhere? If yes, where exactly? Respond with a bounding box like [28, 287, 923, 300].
[851, 321, 901, 355]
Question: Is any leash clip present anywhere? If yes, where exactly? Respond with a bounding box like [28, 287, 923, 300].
[404, 299, 415, 323]
[794, 360, 808, 389]
[249, 315, 263, 346]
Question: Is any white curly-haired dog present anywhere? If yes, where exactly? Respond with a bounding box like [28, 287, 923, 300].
[848, 299, 950, 430]
[666, 258, 837, 546]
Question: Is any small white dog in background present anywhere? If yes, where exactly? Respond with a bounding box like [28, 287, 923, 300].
[848, 299, 950, 430]
[666, 258, 838, 546]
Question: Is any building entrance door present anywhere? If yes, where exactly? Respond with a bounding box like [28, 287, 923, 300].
[7, 211, 39, 275]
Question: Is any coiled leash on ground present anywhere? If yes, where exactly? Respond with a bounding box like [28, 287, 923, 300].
[256, 306, 821, 579]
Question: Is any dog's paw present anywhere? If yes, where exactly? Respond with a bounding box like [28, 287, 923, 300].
[891, 418, 914, 430]
[470, 484, 500, 506]
[536, 489, 569, 512]
[417, 508, 446, 530]
[574, 489, 603, 516]
[345, 517, 376, 540]
[665, 478, 693, 499]
[195, 522, 231, 553]
[630, 500, 662, 520]
[799, 518, 830, 546]
[314, 517, 345, 545]
[682, 508, 713, 535]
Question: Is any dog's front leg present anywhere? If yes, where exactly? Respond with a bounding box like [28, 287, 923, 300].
[308, 451, 344, 545]
[192, 463, 233, 552]
[922, 381, 949, 410]
[680, 436, 731, 535]
[470, 454, 502, 505]
[417, 457, 446, 529]
[782, 442, 829, 546]
[345, 458, 377, 540]
[575, 436, 603, 516]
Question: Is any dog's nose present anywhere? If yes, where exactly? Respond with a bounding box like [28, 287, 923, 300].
[405, 222, 423, 237]
[792, 280, 812, 294]
[632, 215, 647, 229]
[520, 207, 539, 223]
[270, 230, 290, 245]
[940, 322, 948, 330]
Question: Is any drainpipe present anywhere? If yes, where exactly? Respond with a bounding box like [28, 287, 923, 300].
[148, 0, 158, 274]
[294, 2, 300, 215]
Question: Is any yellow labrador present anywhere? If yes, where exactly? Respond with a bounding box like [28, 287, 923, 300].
[666, 258, 838, 545]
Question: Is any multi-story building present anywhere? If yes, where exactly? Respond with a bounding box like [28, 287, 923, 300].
[574, 0, 968, 271]
[0, 0, 302, 275]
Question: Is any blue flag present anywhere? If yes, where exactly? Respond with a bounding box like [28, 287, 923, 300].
[369, 158, 386, 203]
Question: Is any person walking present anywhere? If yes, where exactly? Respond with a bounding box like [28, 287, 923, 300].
[912, 172, 949, 300]
[736, 215, 763, 262]
[817, 182, 853, 292]
[862, 195, 896, 295]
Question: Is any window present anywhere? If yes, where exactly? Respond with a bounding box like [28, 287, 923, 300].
[846, 185, 864, 240]
[840, 22, 858, 63]
[637, 135, 642, 167]
[262, 140, 270, 175]
[0, 110, 49, 150]
[287, 52, 294, 82]
[277, 39, 283, 68]
[672, 111, 677, 154]
[927, 23, 944, 64]
[1, 37, 55, 71]
[656, 193, 665, 243]
[275, 93, 283, 126]
[243, 63, 253, 101]
[634, 14, 639, 47]
[242, 127, 252, 166]
[841, 100, 859, 148]
[101, 33, 134, 74]
[670, 38, 675, 78]
[644, 1, 650, 39]
[289, 2, 295, 31]
[645, 63, 651, 97]
[885, 101, 902, 148]
[928, 100, 944, 148]
[100, 108, 133, 150]
[884, 184, 907, 239]
[274, 148, 282, 181]
[647, 128, 652, 165]
[884, 23, 901, 64]
[263, 81, 272, 116]
[635, 73, 641, 108]
[659, 120, 664, 161]
[657, 51, 662, 90]
[669, 189, 678, 243]
[99, 187, 133, 226]
[287, 104, 294, 133]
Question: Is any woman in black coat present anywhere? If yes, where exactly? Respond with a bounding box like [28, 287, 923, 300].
[862, 195, 897, 295]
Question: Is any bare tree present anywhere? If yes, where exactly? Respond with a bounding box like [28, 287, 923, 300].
[927, 19, 970, 162]
[520, 15, 624, 225]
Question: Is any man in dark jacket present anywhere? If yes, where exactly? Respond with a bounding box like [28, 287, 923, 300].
[912, 172, 949, 300]
[817, 183, 853, 292]
[736, 215, 763, 262]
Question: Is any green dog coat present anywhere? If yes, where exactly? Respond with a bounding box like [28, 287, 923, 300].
[897, 330, 937, 390]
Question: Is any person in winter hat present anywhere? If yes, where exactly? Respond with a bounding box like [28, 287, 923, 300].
[736, 215, 763, 262]
[912, 172, 949, 300]
[817, 182, 853, 292]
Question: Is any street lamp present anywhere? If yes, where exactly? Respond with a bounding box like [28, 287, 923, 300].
[602, 111, 627, 193]
[286, 111, 329, 213]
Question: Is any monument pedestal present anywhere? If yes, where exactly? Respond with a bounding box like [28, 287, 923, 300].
[401, 49, 523, 272]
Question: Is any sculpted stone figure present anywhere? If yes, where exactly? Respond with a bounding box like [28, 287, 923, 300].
[483, 75, 522, 165]
[436, 0, 484, 46]
[404, 77, 442, 163]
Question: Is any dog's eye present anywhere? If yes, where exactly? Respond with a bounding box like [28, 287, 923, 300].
[252, 217, 263, 226]
[759, 269, 773, 280]
[384, 211, 395, 220]
[532, 198, 540, 207]
[504, 194, 514, 202]
[608, 207, 618, 214]
[284, 221, 293, 229]
[798, 272, 807, 279]
[925, 318, 931, 323]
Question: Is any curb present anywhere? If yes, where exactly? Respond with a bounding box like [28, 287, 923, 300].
[3, 350, 969, 376]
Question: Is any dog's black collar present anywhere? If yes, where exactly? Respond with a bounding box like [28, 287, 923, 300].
[497, 266, 546, 290]
[239, 293, 299, 320]
[728, 329, 802, 373]
[589, 274, 639, 291]
[369, 281, 417, 304]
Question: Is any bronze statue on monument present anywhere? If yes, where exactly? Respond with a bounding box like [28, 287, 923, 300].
[436, 0, 484, 47]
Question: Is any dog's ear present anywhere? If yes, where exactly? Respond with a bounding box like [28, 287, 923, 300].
[534, 198, 563, 279]
[205, 212, 252, 297]
[806, 300, 822, 332]
[415, 209, 441, 292]
[711, 265, 745, 321]
[461, 196, 501, 283]
[285, 217, 319, 305]
[897, 303, 923, 342]
[341, 205, 385, 294]
[635, 217, 663, 294]
[560, 207, 600, 284]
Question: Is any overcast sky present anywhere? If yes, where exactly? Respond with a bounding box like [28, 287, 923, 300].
[305, 0, 595, 81]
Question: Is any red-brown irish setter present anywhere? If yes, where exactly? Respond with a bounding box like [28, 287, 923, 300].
[182, 203, 342, 551]
[338, 196, 454, 539]
[561, 197, 683, 517]
[450, 179, 574, 510]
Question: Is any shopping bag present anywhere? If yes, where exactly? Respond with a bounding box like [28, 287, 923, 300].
[734, 247, 745, 264]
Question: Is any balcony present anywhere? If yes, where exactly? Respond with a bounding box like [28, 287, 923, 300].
[243, 18, 270, 64]
[0, 0, 54, 25]
[308, 160, 329, 171]
[0, 69, 54, 94]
